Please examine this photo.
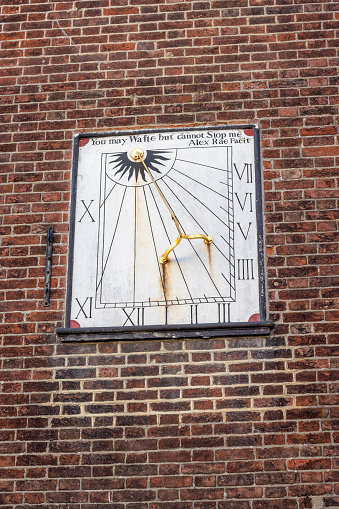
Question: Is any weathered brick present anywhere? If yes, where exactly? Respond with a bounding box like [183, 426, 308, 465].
[0, 1, 338, 507]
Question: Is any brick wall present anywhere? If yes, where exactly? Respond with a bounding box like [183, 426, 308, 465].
[0, 0, 338, 507]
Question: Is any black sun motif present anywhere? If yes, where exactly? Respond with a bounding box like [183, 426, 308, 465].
[108, 150, 171, 182]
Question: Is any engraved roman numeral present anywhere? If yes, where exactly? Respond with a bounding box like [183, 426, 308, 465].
[237, 259, 254, 280]
[122, 307, 144, 326]
[233, 163, 253, 183]
[75, 297, 93, 319]
[190, 304, 198, 324]
[79, 199, 95, 222]
[218, 303, 230, 323]
[235, 192, 253, 212]
[237, 222, 252, 240]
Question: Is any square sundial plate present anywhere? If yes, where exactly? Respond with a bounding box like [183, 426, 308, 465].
[58, 125, 272, 341]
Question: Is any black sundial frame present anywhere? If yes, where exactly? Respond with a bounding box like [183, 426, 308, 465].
[57, 125, 274, 342]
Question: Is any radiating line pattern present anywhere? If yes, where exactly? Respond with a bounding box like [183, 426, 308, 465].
[95, 147, 235, 311]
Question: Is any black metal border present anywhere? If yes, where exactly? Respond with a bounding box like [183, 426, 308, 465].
[253, 127, 267, 321]
[65, 135, 80, 327]
[63, 124, 270, 341]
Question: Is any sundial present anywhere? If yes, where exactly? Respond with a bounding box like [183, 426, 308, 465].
[62, 126, 268, 339]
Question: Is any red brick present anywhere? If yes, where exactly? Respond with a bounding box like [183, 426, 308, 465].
[0, 2, 338, 506]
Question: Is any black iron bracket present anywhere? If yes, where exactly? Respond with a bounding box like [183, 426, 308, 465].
[43, 226, 54, 307]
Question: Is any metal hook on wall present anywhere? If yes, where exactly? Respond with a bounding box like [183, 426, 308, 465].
[42, 226, 54, 307]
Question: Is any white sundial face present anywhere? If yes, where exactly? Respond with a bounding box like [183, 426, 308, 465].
[67, 127, 265, 332]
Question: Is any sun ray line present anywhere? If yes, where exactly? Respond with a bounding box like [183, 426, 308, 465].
[96, 187, 127, 292]
[220, 235, 232, 249]
[106, 173, 119, 184]
[164, 182, 231, 263]
[164, 175, 230, 230]
[100, 180, 117, 208]
[160, 179, 232, 265]
[176, 158, 227, 172]
[222, 272, 236, 292]
[187, 238, 225, 299]
[156, 181, 229, 298]
[172, 168, 230, 199]
[133, 187, 137, 306]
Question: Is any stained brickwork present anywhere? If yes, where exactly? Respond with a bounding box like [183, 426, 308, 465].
[0, 0, 339, 508]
